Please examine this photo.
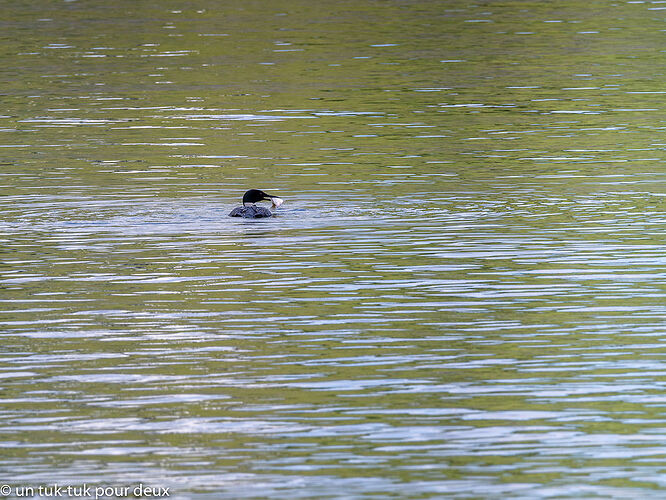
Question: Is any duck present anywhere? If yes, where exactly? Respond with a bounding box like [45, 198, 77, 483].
[229, 189, 284, 218]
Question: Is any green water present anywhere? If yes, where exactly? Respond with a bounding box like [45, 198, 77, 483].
[2, 1, 666, 498]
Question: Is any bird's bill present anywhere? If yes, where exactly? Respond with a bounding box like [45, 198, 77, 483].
[260, 192, 284, 208]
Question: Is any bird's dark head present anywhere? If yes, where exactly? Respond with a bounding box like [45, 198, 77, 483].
[242, 189, 284, 208]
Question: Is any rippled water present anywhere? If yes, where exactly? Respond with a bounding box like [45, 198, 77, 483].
[2, 1, 666, 498]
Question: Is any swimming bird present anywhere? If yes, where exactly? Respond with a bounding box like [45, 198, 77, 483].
[229, 189, 284, 218]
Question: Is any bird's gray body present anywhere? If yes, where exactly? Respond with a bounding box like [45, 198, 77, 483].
[229, 205, 273, 218]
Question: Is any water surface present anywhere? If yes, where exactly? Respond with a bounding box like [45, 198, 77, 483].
[2, 1, 666, 498]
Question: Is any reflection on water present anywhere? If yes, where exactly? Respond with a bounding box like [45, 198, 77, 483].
[2, 0, 666, 498]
